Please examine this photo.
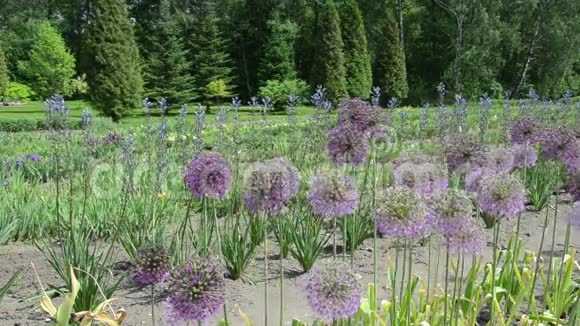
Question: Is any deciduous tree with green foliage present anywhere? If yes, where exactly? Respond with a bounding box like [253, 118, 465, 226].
[16, 21, 75, 99]
[143, 0, 196, 105]
[373, 8, 408, 101]
[84, 0, 143, 121]
[0, 41, 8, 100]
[310, 0, 347, 103]
[340, 0, 372, 98]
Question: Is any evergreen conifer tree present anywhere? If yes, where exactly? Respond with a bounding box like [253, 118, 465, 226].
[144, 0, 196, 105]
[257, 12, 297, 84]
[187, 2, 234, 101]
[310, 0, 347, 103]
[0, 41, 8, 100]
[85, 0, 143, 121]
[373, 8, 408, 101]
[340, 0, 372, 98]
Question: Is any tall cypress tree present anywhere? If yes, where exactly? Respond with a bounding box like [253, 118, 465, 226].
[310, 0, 347, 103]
[373, 9, 408, 100]
[85, 0, 143, 121]
[186, 1, 234, 101]
[340, 0, 372, 98]
[143, 0, 196, 105]
[0, 41, 8, 100]
[257, 13, 297, 84]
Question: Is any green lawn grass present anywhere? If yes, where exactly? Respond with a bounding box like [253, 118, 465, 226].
[0, 101, 315, 128]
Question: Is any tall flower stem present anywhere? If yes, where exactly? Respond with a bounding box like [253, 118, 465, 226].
[546, 170, 560, 291]
[490, 222, 501, 323]
[333, 218, 337, 259]
[444, 246, 450, 326]
[212, 201, 228, 325]
[527, 205, 551, 314]
[263, 214, 269, 326]
[399, 240, 408, 301]
[279, 244, 284, 326]
[455, 254, 466, 326]
[406, 240, 413, 325]
[151, 285, 155, 326]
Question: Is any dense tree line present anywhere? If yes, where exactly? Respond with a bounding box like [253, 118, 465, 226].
[0, 0, 578, 119]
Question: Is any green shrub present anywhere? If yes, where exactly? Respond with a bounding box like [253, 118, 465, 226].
[258, 79, 308, 110]
[5, 82, 35, 102]
[0, 118, 81, 132]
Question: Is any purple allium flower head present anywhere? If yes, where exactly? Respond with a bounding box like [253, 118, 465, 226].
[243, 158, 297, 214]
[269, 157, 301, 197]
[393, 162, 447, 197]
[484, 146, 514, 175]
[539, 127, 579, 169]
[465, 165, 487, 193]
[326, 125, 369, 166]
[183, 153, 232, 199]
[429, 188, 474, 235]
[477, 174, 526, 219]
[512, 144, 538, 168]
[569, 204, 580, 230]
[444, 218, 485, 256]
[392, 151, 433, 168]
[132, 247, 170, 286]
[303, 263, 361, 322]
[164, 257, 225, 324]
[567, 168, 580, 202]
[444, 133, 486, 173]
[373, 187, 432, 239]
[510, 117, 541, 145]
[308, 171, 357, 218]
[102, 133, 123, 144]
[337, 98, 373, 131]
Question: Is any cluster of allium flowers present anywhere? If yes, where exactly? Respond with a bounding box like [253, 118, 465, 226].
[164, 258, 225, 324]
[303, 263, 361, 322]
[270, 157, 301, 197]
[183, 153, 232, 199]
[539, 127, 579, 169]
[464, 166, 487, 193]
[510, 117, 541, 144]
[444, 133, 486, 173]
[326, 125, 369, 166]
[429, 189, 474, 235]
[567, 168, 580, 202]
[243, 158, 298, 214]
[392, 151, 433, 168]
[477, 174, 526, 219]
[484, 147, 514, 174]
[393, 162, 447, 197]
[132, 247, 170, 286]
[444, 219, 485, 256]
[308, 171, 357, 218]
[512, 144, 538, 168]
[373, 187, 431, 239]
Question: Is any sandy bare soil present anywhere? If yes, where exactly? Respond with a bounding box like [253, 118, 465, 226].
[1, 199, 578, 326]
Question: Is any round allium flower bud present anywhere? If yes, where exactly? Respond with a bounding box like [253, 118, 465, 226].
[484, 146, 514, 175]
[392, 151, 433, 168]
[566, 168, 580, 202]
[326, 125, 369, 166]
[183, 153, 232, 199]
[429, 189, 475, 235]
[540, 128, 578, 169]
[444, 133, 486, 173]
[132, 247, 170, 286]
[444, 219, 485, 256]
[569, 204, 580, 230]
[512, 144, 538, 168]
[373, 187, 432, 239]
[308, 171, 358, 218]
[510, 117, 541, 144]
[164, 257, 225, 324]
[303, 263, 361, 322]
[243, 159, 298, 214]
[477, 174, 526, 219]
